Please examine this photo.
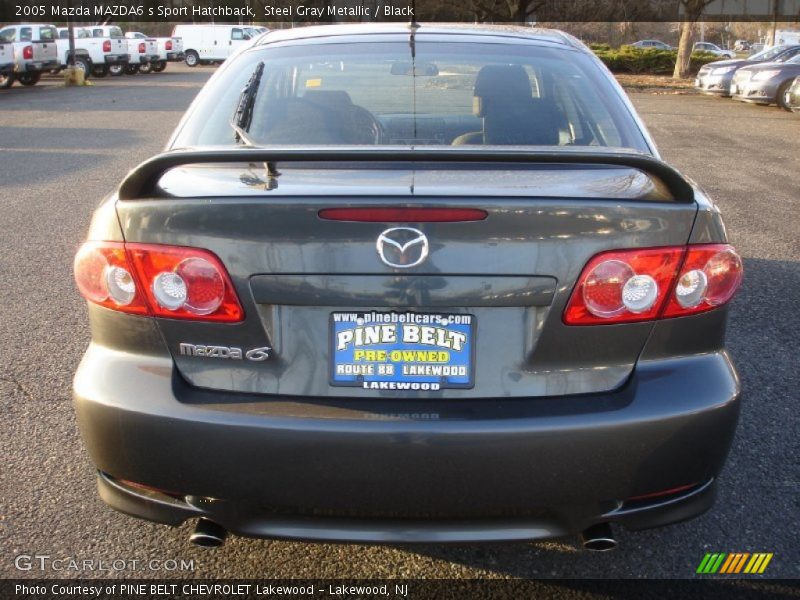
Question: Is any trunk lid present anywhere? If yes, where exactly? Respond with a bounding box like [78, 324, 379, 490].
[116, 160, 697, 399]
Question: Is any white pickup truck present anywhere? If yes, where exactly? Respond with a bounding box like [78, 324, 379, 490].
[126, 32, 183, 72]
[123, 32, 160, 74]
[0, 34, 13, 89]
[0, 23, 59, 87]
[83, 25, 129, 77]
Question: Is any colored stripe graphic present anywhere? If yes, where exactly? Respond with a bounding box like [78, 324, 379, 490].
[699, 553, 774, 574]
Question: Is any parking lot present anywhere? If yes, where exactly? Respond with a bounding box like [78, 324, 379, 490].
[1, 65, 798, 580]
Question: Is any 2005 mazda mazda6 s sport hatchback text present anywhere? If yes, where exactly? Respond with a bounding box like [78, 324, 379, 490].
[73, 24, 743, 550]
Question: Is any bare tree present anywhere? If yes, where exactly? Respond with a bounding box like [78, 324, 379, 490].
[673, 0, 716, 79]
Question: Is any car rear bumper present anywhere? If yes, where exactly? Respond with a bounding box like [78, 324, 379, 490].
[74, 343, 740, 543]
[21, 59, 59, 72]
[104, 54, 128, 65]
[166, 52, 185, 61]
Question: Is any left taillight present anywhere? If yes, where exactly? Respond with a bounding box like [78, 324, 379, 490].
[22, 45, 33, 60]
[74, 242, 244, 322]
[138, 42, 146, 53]
[165, 40, 172, 50]
[74, 242, 149, 315]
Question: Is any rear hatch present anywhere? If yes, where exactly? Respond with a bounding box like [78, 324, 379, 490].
[31, 38, 56, 62]
[116, 156, 697, 399]
[107, 37, 127, 56]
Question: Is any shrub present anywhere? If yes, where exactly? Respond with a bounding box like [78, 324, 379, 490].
[593, 46, 722, 76]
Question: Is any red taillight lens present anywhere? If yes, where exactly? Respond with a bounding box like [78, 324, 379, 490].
[22, 45, 33, 60]
[103, 40, 111, 53]
[564, 244, 742, 325]
[74, 242, 244, 322]
[74, 242, 148, 315]
[564, 247, 684, 325]
[165, 40, 172, 50]
[138, 42, 146, 53]
[662, 244, 743, 318]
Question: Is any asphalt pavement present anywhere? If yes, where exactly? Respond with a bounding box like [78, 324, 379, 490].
[1, 66, 798, 581]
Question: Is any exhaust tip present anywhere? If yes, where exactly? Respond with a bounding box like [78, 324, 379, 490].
[580, 523, 617, 552]
[190, 518, 227, 548]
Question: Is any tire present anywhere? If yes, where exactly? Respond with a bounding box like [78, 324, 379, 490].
[776, 80, 793, 111]
[73, 57, 92, 79]
[185, 50, 199, 67]
[152, 60, 167, 73]
[139, 62, 152, 74]
[17, 72, 41, 86]
[125, 64, 140, 75]
[108, 63, 125, 77]
[92, 65, 108, 78]
[0, 72, 13, 89]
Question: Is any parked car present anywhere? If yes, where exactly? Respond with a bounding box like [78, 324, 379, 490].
[123, 32, 159, 74]
[733, 39, 750, 52]
[695, 44, 800, 97]
[784, 76, 800, 113]
[73, 24, 744, 550]
[54, 27, 96, 78]
[150, 35, 185, 72]
[0, 34, 13, 88]
[693, 42, 736, 59]
[630, 39, 673, 50]
[731, 54, 800, 108]
[0, 23, 59, 86]
[82, 25, 128, 77]
[171, 24, 253, 67]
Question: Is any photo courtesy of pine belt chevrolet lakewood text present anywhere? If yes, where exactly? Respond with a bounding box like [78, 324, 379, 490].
[72, 24, 743, 551]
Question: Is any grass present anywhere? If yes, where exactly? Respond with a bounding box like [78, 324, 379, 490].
[614, 73, 698, 93]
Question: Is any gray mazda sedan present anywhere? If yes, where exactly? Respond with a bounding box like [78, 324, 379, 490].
[73, 24, 743, 550]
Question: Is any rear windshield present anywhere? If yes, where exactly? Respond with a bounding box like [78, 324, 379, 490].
[173, 40, 648, 151]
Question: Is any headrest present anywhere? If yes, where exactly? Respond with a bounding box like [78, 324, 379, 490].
[301, 90, 354, 111]
[472, 65, 533, 116]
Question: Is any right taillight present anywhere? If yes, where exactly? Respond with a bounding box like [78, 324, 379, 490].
[662, 244, 743, 318]
[103, 40, 111, 53]
[74, 241, 244, 322]
[564, 244, 742, 325]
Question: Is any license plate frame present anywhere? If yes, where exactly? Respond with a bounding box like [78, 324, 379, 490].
[330, 311, 475, 391]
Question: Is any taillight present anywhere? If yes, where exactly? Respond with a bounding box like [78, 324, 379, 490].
[138, 42, 145, 54]
[662, 244, 743, 318]
[165, 40, 172, 51]
[22, 45, 33, 59]
[563, 244, 742, 325]
[74, 242, 244, 322]
[74, 242, 148, 315]
[103, 40, 111, 53]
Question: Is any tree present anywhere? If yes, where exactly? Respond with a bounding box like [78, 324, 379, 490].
[673, 0, 717, 79]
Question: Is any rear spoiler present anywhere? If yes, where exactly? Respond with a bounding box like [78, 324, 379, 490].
[117, 147, 696, 202]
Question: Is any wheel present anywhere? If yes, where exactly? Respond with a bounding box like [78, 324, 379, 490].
[0, 72, 13, 89]
[185, 50, 199, 67]
[776, 80, 793, 111]
[92, 65, 108, 78]
[73, 57, 92, 79]
[152, 60, 167, 73]
[139, 61, 152, 74]
[108, 63, 125, 76]
[17, 72, 41, 86]
[125, 64, 140, 75]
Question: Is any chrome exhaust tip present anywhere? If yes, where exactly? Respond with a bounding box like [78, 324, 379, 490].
[580, 523, 617, 551]
[189, 518, 227, 548]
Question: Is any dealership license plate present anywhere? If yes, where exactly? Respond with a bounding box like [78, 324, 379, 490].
[330, 311, 475, 390]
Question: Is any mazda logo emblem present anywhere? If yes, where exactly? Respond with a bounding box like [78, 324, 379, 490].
[376, 227, 429, 269]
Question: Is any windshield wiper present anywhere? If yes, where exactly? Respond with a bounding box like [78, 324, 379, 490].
[230, 61, 265, 146]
